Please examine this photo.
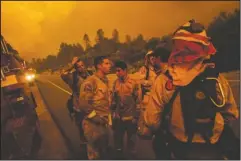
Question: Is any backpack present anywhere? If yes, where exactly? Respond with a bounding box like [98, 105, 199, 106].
[158, 68, 239, 159]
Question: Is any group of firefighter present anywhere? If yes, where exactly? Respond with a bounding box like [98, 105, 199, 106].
[60, 20, 239, 160]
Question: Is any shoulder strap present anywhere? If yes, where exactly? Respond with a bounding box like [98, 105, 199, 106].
[145, 65, 150, 80]
[160, 88, 180, 130]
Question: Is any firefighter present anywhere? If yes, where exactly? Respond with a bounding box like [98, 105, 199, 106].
[148, 47, 171, 159]
[138, 20, 239, 159]
[78, 56, 112, 160]
[135, 46, 170, 159]
[137, 47, 170, 106]
[60, 57, 92, 154]
[111, 60, 142, 158]
[137, 50, 157, 105]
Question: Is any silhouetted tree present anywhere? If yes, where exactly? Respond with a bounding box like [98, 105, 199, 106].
[207, 9, 240, 72]
[83, 33, 91, 51]
[95, 29, 105, 43]
[31, 9, 240, 74]
[125, 34, 132, 45]
[132, 34, 146, 52]
[145, 37, 161, 51]
[160, 34, 173, 52]
[73, 43, 85, 56]
[112, 29, 119, 43]
[44, 55, 57, 69]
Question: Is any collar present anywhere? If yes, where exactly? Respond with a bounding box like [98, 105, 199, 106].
[94, 73, 108, 84]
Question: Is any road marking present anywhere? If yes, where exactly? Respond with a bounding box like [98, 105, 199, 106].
[47, 80, 72, 95]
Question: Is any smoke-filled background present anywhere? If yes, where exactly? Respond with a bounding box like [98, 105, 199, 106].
[1, 1, 239, 60]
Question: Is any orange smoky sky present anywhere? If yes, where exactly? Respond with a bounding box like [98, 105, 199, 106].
[1, 1, 239, 61]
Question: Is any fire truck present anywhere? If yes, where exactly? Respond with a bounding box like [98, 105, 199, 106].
[1, 35, 41, 159]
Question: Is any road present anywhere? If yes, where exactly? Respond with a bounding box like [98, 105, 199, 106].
[30, 83, 70, 159]
[35, 72, 240, 159]
[35, 75, 87, 159]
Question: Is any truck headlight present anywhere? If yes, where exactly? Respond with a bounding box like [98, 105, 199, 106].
[25, 74, 35, 81]
[25, 75, 32, 81]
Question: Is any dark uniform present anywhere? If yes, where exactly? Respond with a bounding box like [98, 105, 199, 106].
[61, 69, 91, 145]
[1, 36, 40, 159]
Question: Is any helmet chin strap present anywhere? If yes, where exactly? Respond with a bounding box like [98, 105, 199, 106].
[205, 77, 226, 108]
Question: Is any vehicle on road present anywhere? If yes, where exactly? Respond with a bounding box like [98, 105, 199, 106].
[1, 35, 41, 159]
[24, 68, 36, 86]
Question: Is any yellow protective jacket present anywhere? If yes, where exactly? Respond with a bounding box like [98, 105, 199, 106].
[111, 75, 142, 120]
[79, 74, 111, 118]
[137, 65, 167, 106]
[144, 74, 239, 144]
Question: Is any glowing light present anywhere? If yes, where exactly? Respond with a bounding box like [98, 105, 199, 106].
[25, 74, 35, 81]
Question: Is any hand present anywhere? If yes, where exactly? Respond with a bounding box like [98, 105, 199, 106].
[71, 57, 79, 65]
[137, 113, 153, 140]
[137, 124, 153, 140]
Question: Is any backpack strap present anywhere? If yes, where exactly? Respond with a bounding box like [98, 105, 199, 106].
[160, 88, 180, 132]
[145, 65, 150, 80]
[159, 72, 179, 132]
